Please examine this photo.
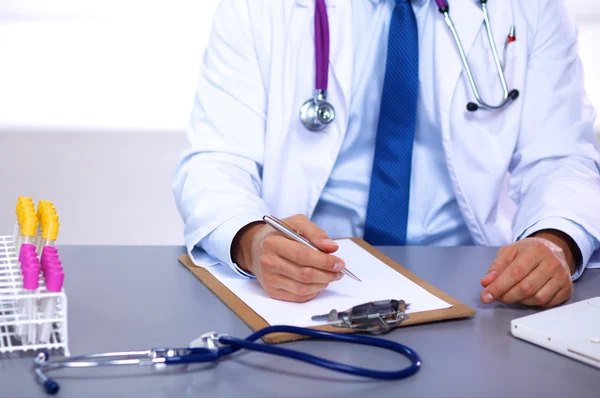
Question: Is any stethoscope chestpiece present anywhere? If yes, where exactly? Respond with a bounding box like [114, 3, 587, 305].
[300, 90, 336, 132]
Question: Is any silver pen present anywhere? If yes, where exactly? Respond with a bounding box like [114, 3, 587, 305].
[263, 215, 361, 282]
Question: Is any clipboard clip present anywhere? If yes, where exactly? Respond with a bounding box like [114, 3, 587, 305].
[311, 299, 410, 334]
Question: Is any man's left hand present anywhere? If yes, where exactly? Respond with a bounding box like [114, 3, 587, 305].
[480, 231, 578, 308]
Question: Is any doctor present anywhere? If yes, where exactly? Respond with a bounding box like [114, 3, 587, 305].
[173, 0, 600, 307]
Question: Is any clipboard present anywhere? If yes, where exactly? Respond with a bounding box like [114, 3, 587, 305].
[178, 238, 475, 344]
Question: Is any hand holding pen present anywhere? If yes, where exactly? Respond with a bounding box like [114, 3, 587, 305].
[231, 214, 356, 303]
[263, 216, 360, 282]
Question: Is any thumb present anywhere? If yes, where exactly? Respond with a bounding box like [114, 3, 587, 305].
[480, 245, 517, 287]
[285, 215, 339, 254]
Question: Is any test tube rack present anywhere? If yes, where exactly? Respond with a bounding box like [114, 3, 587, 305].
[0, 235, 69, 356]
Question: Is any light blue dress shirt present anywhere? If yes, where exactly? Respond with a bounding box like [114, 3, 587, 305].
[199, 0, 597, 280]
[312, 0, 473, 246]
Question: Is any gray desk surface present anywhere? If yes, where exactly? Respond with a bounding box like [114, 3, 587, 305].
[2, 246, 599, 397]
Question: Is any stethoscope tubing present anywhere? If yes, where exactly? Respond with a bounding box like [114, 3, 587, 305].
[439, 1, 518, 111]
[315, 0, 329, 91]
[218, 325, 422, 380]
[34, 325, 422, 394]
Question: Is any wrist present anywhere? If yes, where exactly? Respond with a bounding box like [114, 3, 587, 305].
[231, 221, 264, 273]
[531, 229, 580, 275]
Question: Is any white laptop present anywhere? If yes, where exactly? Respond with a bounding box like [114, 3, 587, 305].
[511, 297, 600, 369]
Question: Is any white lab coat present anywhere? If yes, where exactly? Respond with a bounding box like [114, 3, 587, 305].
[174, 0, 600, 270]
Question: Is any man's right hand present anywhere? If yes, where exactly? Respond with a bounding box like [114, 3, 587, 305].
[231, 215, 345, 302]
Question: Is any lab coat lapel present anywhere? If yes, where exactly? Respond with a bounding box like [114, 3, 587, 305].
[292, 0, 352, 217]
[434, 0, 486, 244]
[435, 1, 515, 246]
[270, 0, 352, 218]
[435, 0, 483, 122]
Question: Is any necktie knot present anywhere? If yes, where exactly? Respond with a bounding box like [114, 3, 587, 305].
[395, 0, 411, 5]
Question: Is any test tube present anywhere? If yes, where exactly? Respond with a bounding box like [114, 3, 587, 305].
[17, 214, 38, 255]
[41, 246, 59, 271]
[15, 268, 33, 339]
[17, 217, 39, 342]
[35, 201, 53, 250]
[38, 264, 64, 344]
[38, 221, 59, 256]
[20, 259, 41, 344]
[36, 205, 56, 250]
[16, 249, 38, 339]
[19, 244, 37, 266]
[15, 203, 35, 252]
[45, 259, 62, 274]
[37, 216, 59, 255]
[15, 218, 39, 341]
[12, 197, 31, 245]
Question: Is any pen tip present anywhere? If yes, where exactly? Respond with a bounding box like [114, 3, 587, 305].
[346, 271, 361, 282]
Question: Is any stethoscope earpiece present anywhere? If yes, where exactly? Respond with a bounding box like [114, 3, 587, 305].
[467, 102, 479, 112]
[44, 380, 60, 395]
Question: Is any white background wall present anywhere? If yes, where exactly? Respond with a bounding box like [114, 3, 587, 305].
[0, 0, 220, 245]
[0, 0, 599, 245]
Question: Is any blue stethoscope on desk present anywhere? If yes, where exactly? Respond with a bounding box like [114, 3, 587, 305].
[33, 326, 421, 395]
[300, 0, 520, 132]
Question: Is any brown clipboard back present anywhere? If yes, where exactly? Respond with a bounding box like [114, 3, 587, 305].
[178, 238, 475, 344]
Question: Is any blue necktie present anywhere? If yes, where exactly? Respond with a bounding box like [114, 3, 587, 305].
[364, 0, 419, 246]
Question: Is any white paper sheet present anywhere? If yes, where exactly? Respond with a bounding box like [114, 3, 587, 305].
[203, 239, 451, 327]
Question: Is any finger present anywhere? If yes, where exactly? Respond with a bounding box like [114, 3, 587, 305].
[497, 263, 553, 304]
[480, 270, 499, 288]
[272, 255, 342, 284]
[285, 215, 339, 253]
[265, 235, 345, 272]
[542, 286, 572, 308]
[266, 273, 329, 298]
[481, 250, 541, 304]
[264, 286, 319, 303]
[519, 278, 571, 307]
[481, 245, 518, 287]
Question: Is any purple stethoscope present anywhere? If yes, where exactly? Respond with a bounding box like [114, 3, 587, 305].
[299, 0, 335, 131]
[300, 0, 519, 131]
